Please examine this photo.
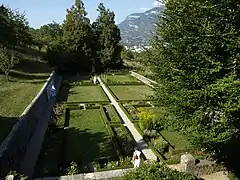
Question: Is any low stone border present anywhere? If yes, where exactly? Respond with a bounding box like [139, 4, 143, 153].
[130, 71, 158, 88]
[35, 168, 131, 180]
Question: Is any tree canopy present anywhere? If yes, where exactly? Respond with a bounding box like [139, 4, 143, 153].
[150, 0, 240, 174]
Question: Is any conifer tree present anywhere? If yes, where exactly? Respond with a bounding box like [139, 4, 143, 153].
[63, 0, 94, 72]
[93, 3, 122, 70]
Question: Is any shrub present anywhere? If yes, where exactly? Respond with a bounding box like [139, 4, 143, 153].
[120, 162, 195, 180]
[152, 137, 169, 154]
[138, 109, 157, 131]
[66, 162, 80, 175]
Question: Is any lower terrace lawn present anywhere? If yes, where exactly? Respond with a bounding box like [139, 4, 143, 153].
[0, 72, 50, 143]
[102, 74, 140, 84]
[65, 109, 117, 167]
[67, 85, 108, 102]
[109, 85, 154, 101]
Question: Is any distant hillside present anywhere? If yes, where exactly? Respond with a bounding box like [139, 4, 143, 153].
[118, 6, 164, 48]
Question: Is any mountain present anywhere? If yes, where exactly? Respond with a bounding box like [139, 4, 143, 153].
[118, 6, 164, 49]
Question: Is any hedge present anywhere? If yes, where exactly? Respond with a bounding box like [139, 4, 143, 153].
[104, 82, 144, 86]
[118, 103, 137, 124]
[120, 162, 195, 180]
[64, 101, 109, 105]
[100, 106, 123, 156]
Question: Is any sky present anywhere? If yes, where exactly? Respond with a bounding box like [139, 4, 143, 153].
[1, 0, 163, 28]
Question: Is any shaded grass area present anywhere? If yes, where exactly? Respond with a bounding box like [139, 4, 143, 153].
[33, 124, 65, 178]
[0, 116, 18, 143]
[67, 86, 108, 102]
[65, 109, 117, 166]
[34, 109, 118, 177]
[109, 85, 154, 100]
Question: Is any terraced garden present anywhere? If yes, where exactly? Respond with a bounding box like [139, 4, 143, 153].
[33, 72, 195, 178]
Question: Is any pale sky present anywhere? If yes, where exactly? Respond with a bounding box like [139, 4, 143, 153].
[1, 0, 163, 28]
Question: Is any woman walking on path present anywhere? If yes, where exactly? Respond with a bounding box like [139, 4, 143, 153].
[132, 147, 141, 168]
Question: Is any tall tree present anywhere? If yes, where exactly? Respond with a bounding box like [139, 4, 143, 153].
[62, 0, 94, 72]
[151, 0, 240, 173]
[0, 5, 30, 78]
[93, 3, 122, 70]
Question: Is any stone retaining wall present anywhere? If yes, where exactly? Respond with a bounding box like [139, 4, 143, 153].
[0, 70, 62, 177]
[130, 71, 158, 88]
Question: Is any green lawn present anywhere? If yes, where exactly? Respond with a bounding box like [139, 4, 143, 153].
[102, 74, 140, 84]
[0, 72, 50, 143]
[109, 85, 154, 100]
[64, 109, 117, 166]
[160, 130, 194, 164]
[160, 130, 192, 151]
[67, 86, 108, 102]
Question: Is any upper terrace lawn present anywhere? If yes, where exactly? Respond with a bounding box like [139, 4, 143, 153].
[109, 85, 154, 101]
[67, 85, 108, 102]
[102, 74, 140, 84]
[0, 47, 51, 143]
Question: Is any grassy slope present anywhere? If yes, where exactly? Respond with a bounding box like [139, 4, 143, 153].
[109, 85, 154, 100]
[65, 109, 117, 165]
[0, 47, 51, 143]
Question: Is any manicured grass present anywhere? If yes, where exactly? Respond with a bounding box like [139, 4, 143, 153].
[64, 109, 117, 166]
[160, 130, 194, 164]
[67, 86, 108, 102]
[102, 74, 140, 83]
[109, 85, 154, 100]
[160, 130, 192, 151]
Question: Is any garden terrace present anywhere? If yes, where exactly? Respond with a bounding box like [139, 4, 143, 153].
[109, 85, 153, 101]
[121, 101, 195, 164]
[67, 85, 109, 102]
[34, 76, 137, 177]
[0, 47, 51, 144]
[101, 74, 143, 85]
[64, 109, 118, 168]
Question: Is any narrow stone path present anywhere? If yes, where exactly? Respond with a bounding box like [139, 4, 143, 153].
[97, 77, 157, 161]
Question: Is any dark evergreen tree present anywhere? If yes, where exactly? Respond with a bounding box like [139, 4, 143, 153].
[93, 3, 122, 70]
[62, 0, 94, 72]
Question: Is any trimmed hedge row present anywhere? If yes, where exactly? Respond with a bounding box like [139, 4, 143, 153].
[118, 103, 138, 124]
[100, 106, 123, 156]
[104, 84, 118, 101]
[64, 101, 109, 105]
[117, 99, 151, 103]
[103, 82, 144, 86]
[64, 104, 101, 110]
[100, 106, 135, 157]
[108, 104, 122, 122]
